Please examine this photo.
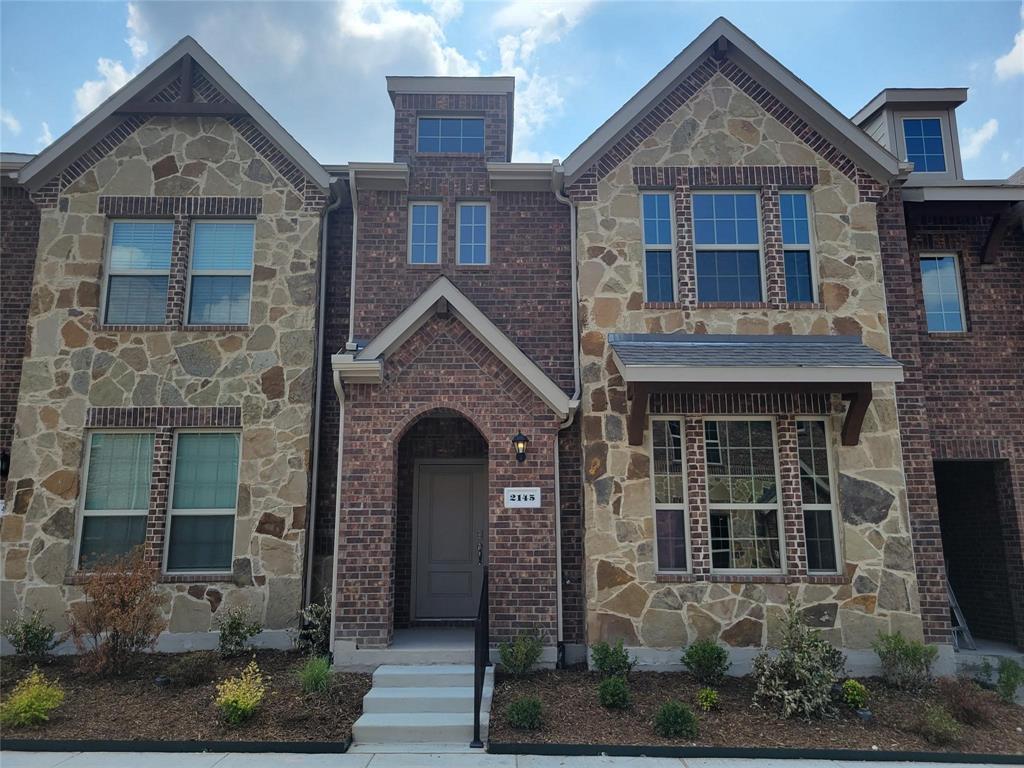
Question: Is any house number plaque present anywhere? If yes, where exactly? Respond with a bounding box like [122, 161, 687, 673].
[504, 487, 541, 508]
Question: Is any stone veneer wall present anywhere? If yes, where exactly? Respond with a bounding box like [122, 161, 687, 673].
[570, 61, 924, 652]
[0, 115, 326, 635]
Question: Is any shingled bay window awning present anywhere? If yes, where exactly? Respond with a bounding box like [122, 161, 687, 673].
[609, 334, 904, 447]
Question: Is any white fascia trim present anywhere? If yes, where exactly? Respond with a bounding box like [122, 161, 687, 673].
[386, 76, 514, 96]
[331, 354, 383, 384]
[19, 36, 330, 191]
[901, 185, 1024, 202]
[487, 162, 554, 191]
[852, 87, 969, 126]
[349, 162, 410, 191]
[357, 276, 573, 419]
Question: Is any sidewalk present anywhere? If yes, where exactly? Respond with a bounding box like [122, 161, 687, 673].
[1, 751, 1015, 768]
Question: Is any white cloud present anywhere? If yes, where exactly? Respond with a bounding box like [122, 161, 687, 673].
[423, 0, 463, 25]
[126, 2, 149, 63]
[74, 58, 134, 120]
[0, 108, 22, 135]
[995, 29, 1024, 79]
[961, 118, 998, 160]
[36, 122, 53, 147]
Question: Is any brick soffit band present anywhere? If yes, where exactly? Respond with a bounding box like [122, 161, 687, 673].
[86, 406, 242, 429]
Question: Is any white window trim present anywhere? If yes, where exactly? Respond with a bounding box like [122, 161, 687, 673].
[796, 416, 842, 575]
[101, 218, 173, 326]
[184, 219, 255, 327]
[919, 251, 967, 334]
[897, 114, 953, 176]
[407, 201, 443, 265]
[703, 415, 786, 575]
[691, 190, 767, 303]
[641, 191, 677, 302]
[649, 415, 690, 574]
[455, 201, 490, 266]
[163, 429, 241, 575]
[416, 115, 486, 154]
[74, 429, 154, 571]
[781, 190, 820, 304]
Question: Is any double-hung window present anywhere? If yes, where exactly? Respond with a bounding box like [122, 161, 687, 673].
[920, 253, 965, 332]
[705, 419, 783, 572]
[651, 418, 687, 571]
[457, 203, 489, 265]
[797, 419, 839, 573]
[409, 203, 441, 264]
[642, 192, 675, 302]
[902, 118, 946, 173]
[187, 221, 254, 325]
[417, 117, 485, 153]
[77, 432, 153, 569]
[781, 192, 815, 302]
[693, 192, 763, 302]
[104, 221, 173, 325]
[166, 432, 240, 573]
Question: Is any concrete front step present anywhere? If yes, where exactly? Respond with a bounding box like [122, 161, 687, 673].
[362, 684, 493, 713]
[371, 663, 493, 688]
[351, 711, 489, 744]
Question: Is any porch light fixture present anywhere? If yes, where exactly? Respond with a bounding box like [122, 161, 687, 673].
[511, 431, 530, 463]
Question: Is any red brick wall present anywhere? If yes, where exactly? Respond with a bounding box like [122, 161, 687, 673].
[391, 92, 510, 164]
[558, 420, 585, 645]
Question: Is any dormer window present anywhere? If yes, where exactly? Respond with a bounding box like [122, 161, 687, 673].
[902, 117, 946, 173]
[417, 117, 484, 153]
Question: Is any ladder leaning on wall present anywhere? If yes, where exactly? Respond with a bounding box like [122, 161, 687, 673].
[947, 569, 976, 651]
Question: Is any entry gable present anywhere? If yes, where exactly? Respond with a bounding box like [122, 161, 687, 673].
[332, 276, 575, 420]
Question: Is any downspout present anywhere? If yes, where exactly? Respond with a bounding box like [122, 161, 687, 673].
[327, 372, 345, 654]
[345, 169, 359, 350]
[303, 178, 344, 607]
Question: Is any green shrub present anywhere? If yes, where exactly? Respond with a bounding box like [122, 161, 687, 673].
[215, 660, 266, 725]
[167, 651, 218, 687]
[996, 658, 1024, 704]
[590, 639, 635, 678]
[653, 701, 698, 739]
[841, 679, 869, 709]
[752, 596, 846, 719]
[2, 610, 58, 661]
[498, 633, 543, 677]
[505, 696, 543, 730]
[217, 607, 262, 658]
[695, 687, 719, 712]
[871, 631, 938, 691]
[598, 675, 630, 710]
[936, 677, 992, 725]
[295, 593, 332, 657]
[299, 656, 332, 694]
[682, 639, 731, 685]
[916, 703, 962, 746]
[0, 667, 65, 727]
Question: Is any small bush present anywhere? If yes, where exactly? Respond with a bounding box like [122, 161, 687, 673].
[682, 639, 731, 686]
[695, 687, 719, 712]
[916, 703, 962, 746]
[295, 594, 332, 657]
[936, 677, 992, 725]
[598, 675, 630, 710]
[872, 631, 938, 691]
[299, 656, 332, 694]
[590, 639, 635, 678]
[996, 658, 1024, 704]
[215, 660, 266, 725]
[498, 633, 543, 677]
[2, 610, 58, 661]
[167, 652, 218, 687]
[217, 607, 262, 658]
[67, 551, 165, 675]
[841, 679, 869, 710]
[505, 696, 542, 730]
[653, 701, 698, 739]
[752, 596, 846, 719]
[0, 667, 65, 727]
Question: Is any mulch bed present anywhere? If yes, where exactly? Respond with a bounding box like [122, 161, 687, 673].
[0, 651, 370, 743]
[490, 669, 1024, 755]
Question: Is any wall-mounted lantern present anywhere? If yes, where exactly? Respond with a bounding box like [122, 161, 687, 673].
[511, 431, 530, 463]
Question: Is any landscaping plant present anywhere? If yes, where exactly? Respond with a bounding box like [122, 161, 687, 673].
[0, 667, 65, 727]
[295, 593, 332, 656]
[653, 701, 699, 739]
[299, 655, 332, 694]
[215, 660, 266, 725]
[841, 679, 869, 710]
[752, 596, 846, 719]
[598, 674, 631, 709]
[871, 631, 938, 691]
[590, 639, 636, 678]
[695, 687, 719, 712]
[217, 606, 262, 658]
[681, 639, 731, 685]
[167, 651, 219, 687]
[915, 703, 962, 746]
[505, 696, 543, 730]
[67, 551, 165, 675]
[935, 676, 993, 725]
[996, 658, 1024, 704]
[2, 610, 59, 661]
[498, 633, 543, 677]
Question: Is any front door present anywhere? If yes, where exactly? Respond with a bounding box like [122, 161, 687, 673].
[414, 461, 487, 619]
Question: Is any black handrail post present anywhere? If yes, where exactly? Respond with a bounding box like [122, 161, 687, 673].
[470, 566, 488, 748]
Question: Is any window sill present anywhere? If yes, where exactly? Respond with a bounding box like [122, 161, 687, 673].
[65, 572, 236, 586]
[784, 302, 826, 311]
[643, 301, 682, 310]
[695, 301, 775, 310]
[655, 572, 848, 585]
[98, 324, 176, 332]
[925, 331, 970, 339]
[97, 324, 251, 333]
[182, 324, 251, 333]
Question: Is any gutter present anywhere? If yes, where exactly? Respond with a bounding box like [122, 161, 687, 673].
[346, 169, 359, 351]
[327, 373, 345, 653]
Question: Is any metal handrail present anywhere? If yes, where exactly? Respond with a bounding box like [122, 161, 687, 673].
[470, 566, 489, 748]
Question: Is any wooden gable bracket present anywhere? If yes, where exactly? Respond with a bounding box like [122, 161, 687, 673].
[840, 383, 873, 447]
[115, 55, 246, 117]
[982, 201, 1024, 264]
[626, 383, 653, 446]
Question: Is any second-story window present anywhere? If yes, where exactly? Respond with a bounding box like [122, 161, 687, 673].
[457, 203, 489, 265]
[417, 117, 484, 153]
[693, 192, 762, 302]
[642, 192, 674, 302]
[187, 221, 254, 325]
[920, 253, 966, 332]
[104, 220, 173, 325]
[409, 203, 441, 264]
[781, 192, 815, 302]
[902, 118, 946, 173]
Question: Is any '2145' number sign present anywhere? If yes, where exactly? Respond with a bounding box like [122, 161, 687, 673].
[503, 487, 541, 508]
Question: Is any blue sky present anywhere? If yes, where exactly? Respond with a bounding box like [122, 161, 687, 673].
[1, 1, 1021, 178]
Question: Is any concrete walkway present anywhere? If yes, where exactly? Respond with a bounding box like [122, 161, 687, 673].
[1, 751, 1015, 768]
